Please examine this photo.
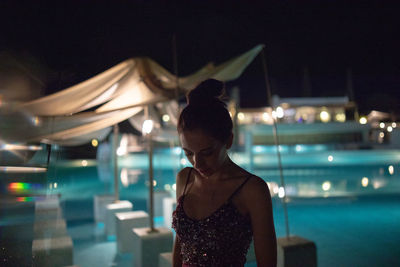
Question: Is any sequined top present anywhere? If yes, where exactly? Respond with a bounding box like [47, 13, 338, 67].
[172, 168, 253, 267]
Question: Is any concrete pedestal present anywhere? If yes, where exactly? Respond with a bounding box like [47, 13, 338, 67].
[162, 197, 176, 228]
[35, 195, 60, 211]
[93, 194, 115, 223]
[34, 197, 63, 221]
[116, 210, 149, 253]
[277, 236, 317, 267]
[32, 235, 73, 267]
[154, 191, 173, 217]
[34, 219, 67, 239]
[159, 252, 173, 267]
[132, 227, 173, 267]
[105, 200, 133, 236]
[35, 206, 63, 221]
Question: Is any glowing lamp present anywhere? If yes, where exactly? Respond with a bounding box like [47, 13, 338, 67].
[142, 120, 154, 135]
[91, 139, 98, 147]
[320, 111, 331, 123]
[359, 117, 367, 124]
[162, 114, 170, 122]
[335, 113, 346, 122]
[276, 107, 284, 118]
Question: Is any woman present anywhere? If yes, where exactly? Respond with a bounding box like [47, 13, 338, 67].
[172, 79, 277, 267]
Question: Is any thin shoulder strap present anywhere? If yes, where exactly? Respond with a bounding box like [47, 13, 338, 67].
[182, 168, 193, 196]
[228, 175, 252, 201]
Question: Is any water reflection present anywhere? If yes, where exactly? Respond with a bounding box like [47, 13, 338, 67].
[388, 165, 394, 175]
[120, 168, 141, 187]
[254, 164, 400, 198]
[361, 177, 369, 187]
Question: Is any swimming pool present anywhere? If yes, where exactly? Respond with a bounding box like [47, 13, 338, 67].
[43, 146, 400, 201]
[2, 146, 400, 266]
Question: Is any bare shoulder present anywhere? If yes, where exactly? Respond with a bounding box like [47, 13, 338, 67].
[175, 167, 193, 198]
[243, 175, 269, 194]
[241, 175, 272, 207]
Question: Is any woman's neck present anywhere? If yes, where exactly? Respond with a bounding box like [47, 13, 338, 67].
[200, 158, 236, 183]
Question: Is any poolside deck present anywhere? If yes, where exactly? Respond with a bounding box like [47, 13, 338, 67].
[2, 194, 399, 267]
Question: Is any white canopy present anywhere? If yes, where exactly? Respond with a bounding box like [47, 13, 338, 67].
[2, 45, 263, 145]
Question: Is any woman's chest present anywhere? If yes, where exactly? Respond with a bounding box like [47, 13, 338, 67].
[183, 193, 229, 220]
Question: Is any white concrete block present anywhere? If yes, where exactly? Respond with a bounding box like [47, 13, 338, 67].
[35, 206, 63, 221]
[105, 200, 133, 236]
[116, 210, 149, 253]
[162, 197, 176, 228]
[132, 227, 173, 267]
[93, 194, 115, 223]
[154, 191, 173, 217]
[35, 195, 60, 211]
[159, 252, 172, 267]
[34, 195, 62, 221]
[34, 219, 67, 239]
[277, 235, 317, 267]
[32, 235, 73, 267]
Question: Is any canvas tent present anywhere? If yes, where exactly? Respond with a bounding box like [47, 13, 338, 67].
[1, 45, 263, 145]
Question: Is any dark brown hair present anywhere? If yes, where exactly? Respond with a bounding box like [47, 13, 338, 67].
[177, 79, 233, 143]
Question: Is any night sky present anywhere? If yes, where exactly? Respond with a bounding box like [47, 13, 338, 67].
[1, 1, 399, 115]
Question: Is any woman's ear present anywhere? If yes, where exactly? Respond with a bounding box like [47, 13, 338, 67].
[226, 133, 234, 149]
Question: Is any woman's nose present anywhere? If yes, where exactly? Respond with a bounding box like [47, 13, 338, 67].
[193, 154, 204, 168]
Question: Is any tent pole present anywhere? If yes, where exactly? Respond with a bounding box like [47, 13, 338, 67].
[144, 105, 157, 233]
[346, 68, 359, 121]
[261, 47, 290, 240]
[113, 124, 119, 203]
[148, 131, 155, 232]
[46, 144, 52, 167]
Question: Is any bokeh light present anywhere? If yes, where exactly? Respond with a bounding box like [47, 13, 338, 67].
[91, 139, 98, 147]
[359, 117, 367, 124]
[361, 177, 369, 187]
[322, 181, 331, 191]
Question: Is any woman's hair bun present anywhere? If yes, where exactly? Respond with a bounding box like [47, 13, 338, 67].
[187, 79, 225, 107]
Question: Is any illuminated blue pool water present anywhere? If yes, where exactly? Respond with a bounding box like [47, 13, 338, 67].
[44, 146, 400, 202]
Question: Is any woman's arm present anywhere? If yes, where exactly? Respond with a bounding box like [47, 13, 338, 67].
[172, 235, 182, 267]
[244, 177, 277, 267]
[172, 167, 191, 267]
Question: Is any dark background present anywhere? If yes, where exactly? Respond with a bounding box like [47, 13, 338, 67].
[1, 0, 399, 115]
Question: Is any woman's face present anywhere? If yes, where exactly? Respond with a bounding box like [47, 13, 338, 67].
[179, 129, 231, 178]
